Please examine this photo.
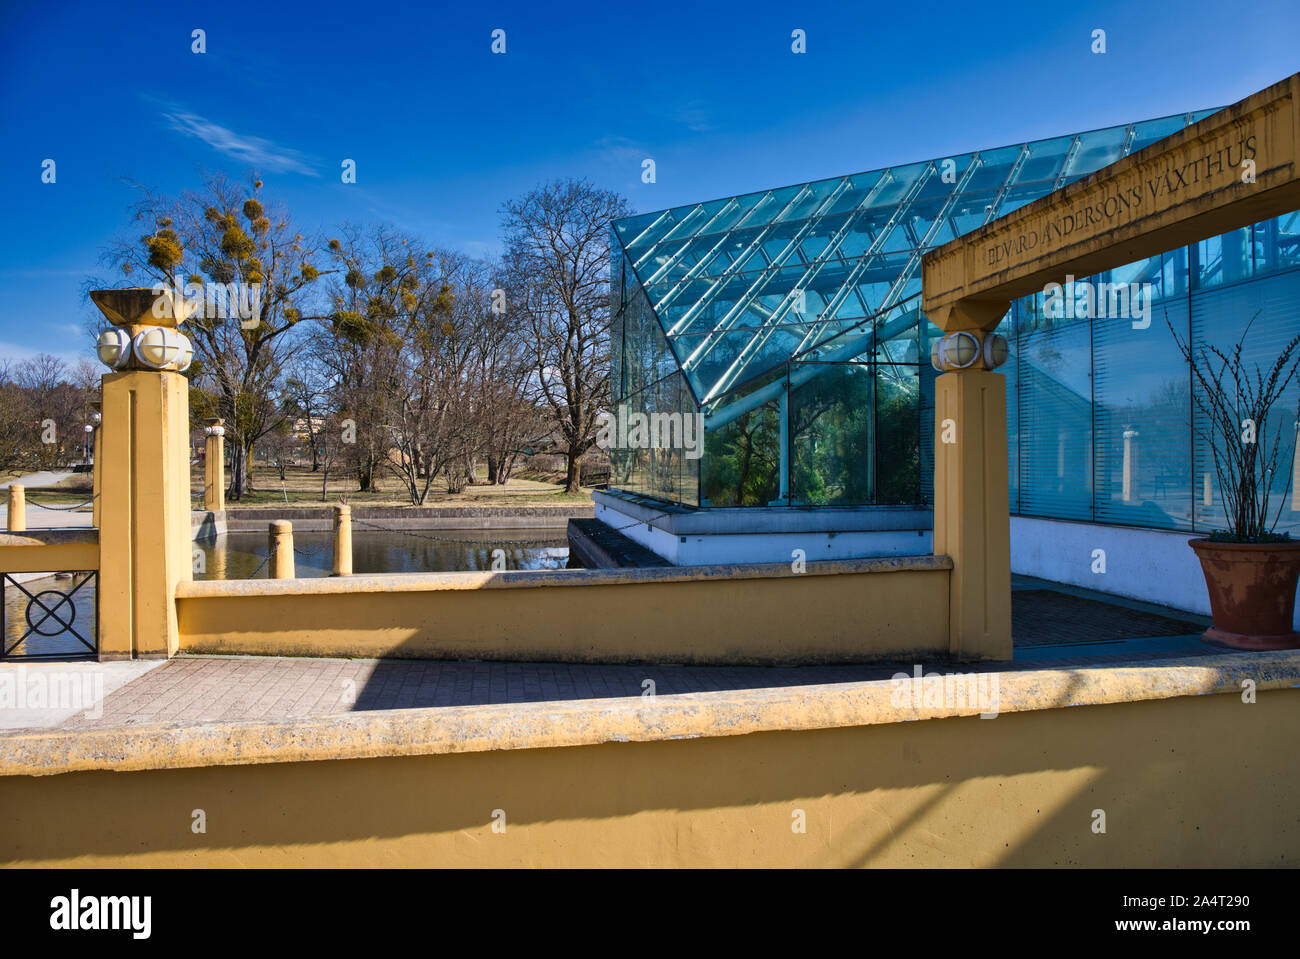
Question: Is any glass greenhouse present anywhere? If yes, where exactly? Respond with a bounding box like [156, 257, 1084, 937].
[609, 110, 1300, 537]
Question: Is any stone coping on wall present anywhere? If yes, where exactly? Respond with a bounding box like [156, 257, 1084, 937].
[0, 528, 98, 547]
[211, 504, 594, 533]
[175, 554, 953, 597]
[2, 650, 1297, 777]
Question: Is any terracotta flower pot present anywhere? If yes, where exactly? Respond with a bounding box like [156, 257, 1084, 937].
[1188, 538, 1300, 650]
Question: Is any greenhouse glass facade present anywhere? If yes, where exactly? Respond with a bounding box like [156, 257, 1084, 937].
[609, 110, 1300, 537]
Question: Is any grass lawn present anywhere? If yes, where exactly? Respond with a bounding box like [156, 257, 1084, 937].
[6, 465, 596, 509]
[197, 464, 592, 509]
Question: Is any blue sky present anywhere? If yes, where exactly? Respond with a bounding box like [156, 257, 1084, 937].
[1, 0, 1297, 368]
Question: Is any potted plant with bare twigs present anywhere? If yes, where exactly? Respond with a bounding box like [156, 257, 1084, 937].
[1170, 312, 1300, 650]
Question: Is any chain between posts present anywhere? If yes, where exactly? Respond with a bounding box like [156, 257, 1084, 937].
[26, 492, 99, 512]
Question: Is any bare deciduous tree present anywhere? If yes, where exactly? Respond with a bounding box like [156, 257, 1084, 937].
[501, 179, 632, 492]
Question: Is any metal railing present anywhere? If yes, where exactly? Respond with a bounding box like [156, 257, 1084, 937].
[1, 570, 98, 659]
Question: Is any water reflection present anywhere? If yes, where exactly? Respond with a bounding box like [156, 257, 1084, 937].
[196, 528, 570, 580]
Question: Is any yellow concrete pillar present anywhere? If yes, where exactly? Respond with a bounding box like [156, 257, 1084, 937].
[333, 505, 352, 576]
[204, 418, 225, 512]
[931, 316, 1013, 661]
[97, 371, 193, 659]
[91, 288, 196, 661]
[7, 485, 25, 532]
[269, 520, 295, 579]
[91, 402, 102, 528]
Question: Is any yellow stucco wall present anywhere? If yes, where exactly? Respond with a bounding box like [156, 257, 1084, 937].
[0, 538, 98, 574]
[2, 688, 1295, 867]
[175, 559, 953, 664]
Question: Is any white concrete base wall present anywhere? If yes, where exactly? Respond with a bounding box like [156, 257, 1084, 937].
[1010, 514, 1300, 630]
[593, 500, 932, 566]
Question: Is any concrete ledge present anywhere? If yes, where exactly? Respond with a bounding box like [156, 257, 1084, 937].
[176, 554, 946, 597]
[175, 556, 953, 664]
[3, 650, 1297, 777]
[567, 517, 673, 568]
[0, 528, 97, 547]
[220, 505, 593, 533]
[0, 528, 99, 573]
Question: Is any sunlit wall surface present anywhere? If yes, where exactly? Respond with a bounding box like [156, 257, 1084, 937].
[610, 110, 1300, 535]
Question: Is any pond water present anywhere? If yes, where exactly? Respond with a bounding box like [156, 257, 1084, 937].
[195, 528, 571, 580]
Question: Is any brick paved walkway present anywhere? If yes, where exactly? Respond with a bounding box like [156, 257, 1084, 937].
[32, 577, 1224, 732]
[1012, 589, 1205, 646]
[55, 639, 1216, 730]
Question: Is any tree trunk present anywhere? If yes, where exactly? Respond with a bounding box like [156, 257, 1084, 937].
[228, 441, 251, 501]
[487, 453, 499, 485]
[357, 456, 376, 492]
[565, 450, 581, 493]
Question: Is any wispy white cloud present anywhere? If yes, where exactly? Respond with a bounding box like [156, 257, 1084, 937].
[161, 110, 319, 176]
[672, 101, 713, 133]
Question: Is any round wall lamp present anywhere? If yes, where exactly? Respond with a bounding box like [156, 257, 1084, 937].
[96, 328, 131, 369]
[131, 327, 194, 372]
[982, 333, 1010, 370]
[931, 330, 1012, 372]
[940, 331, 981, 370]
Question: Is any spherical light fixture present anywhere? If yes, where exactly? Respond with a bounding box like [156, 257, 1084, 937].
[96, 328, 131, 369]
[982, 333, 1010, 370]
[173, 336, 194, 372]
[941, 331, 981, 370]
[131, 326, 193, 371]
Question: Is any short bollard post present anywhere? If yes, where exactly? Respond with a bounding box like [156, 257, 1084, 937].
[203, 418, 225, 512]
[7, 484, 25, 532]
[269, 520, 295, 579]
[333, 505, 353, 576]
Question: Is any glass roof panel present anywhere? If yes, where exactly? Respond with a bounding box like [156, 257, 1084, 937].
[614, 110, 1206, 402]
